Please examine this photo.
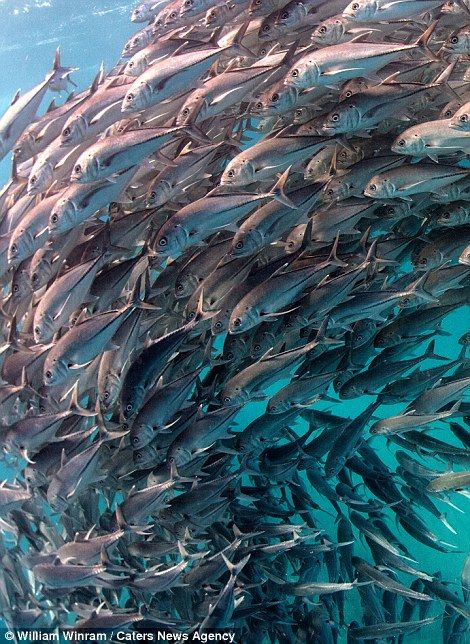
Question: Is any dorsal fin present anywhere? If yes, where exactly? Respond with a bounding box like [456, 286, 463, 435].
[10, 90, 20, 106]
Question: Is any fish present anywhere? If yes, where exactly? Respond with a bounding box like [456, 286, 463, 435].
[0, 1, 469, 638]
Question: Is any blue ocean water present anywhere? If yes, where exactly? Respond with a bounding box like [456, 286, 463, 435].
[0, 2, 468, 641]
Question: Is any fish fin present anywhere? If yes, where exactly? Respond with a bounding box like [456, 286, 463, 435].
[268, 166, 296, 208]
[10, 90, 20, 106]
[423, 340, 447, 362]
[408, 271, 439, 304]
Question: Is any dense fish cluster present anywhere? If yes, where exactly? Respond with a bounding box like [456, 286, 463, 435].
[1, 0, 470, 640]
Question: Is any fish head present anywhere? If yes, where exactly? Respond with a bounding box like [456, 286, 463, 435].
[440, 100, 462, 120]
[154, 220, 189, 258]
[286, 61, 319, 92]
[339, 380, 361, 399]
[343, 0, 377, 21]
[228, 301, 260, 335]
[219, 384, 250, 407]
[43, 356, 70, 387]
[99, 370, 122, 411]
[339, 78, 368, 102]
[249, 0, 274, 16]
[351, 320, 376, 348]
[164, 7, 184, 29]
[266, 395, 290, 414]
[258, 15, 280, 42]
[276, 2, 307, 29]
[323, 104, 361, 134]
[286, 223, 306, 253]
[133, 444, 163, 468]
[30, 252, 53, 291]
[336, 144, 363, 168]
[124, 53, 148, 77]
[61, 115, 88, 146]
[221, 157, 256, 186]
[147, 179, 173, 208]
[204, 5, 229, 27]
[8, 230, 31, 268]
[122, 81, 152, 113]
[33, 312, 54, 344]
[460, 244, 470, 266]
[130, 422, 156, 451]
[391, 132, 424, 157]
[437, 204, 465, 226]
[49, 196, 77, 235]
[231, 227, 264, 257]
[333, 369, 354, 394]
[14, 132, 36, 163]
[312, 17, 347, 46]
[441, 0, 464, 13]
[11, 262, 33, 304]
[443, 29, 470, 54]
[323, 177, 349, 202]
[364, 175, 394, 199]
[450, 109, 470, 131]
[28, 162, 54, 195]
[176, 94, 205, 126]
[413, 243, 443, 272]
[131, 2, 157, 22]
[71, 152, 100, 183]
[180, 0, 200, 17]
[326, 457, 346, 480]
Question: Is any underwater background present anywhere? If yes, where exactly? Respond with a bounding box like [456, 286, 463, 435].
[0, 1, 469, 642]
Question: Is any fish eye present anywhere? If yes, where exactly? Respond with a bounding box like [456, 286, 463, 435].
[459, 114, 468, 122]
[126, 403, 133, 412]
[45, 370, 53, 380]
[149, 190, 157, 201]
[256, 0, 261, 4]
[227, 169, 235, 178]
[259, 47, 267, 55]
[30, 175, 37, 185]
[188, 311, 196, 320]
[126, 93, 134, 102]
[50, 213, 59, 224]
[10, 243, 17, 254]
[31, 272, 38, 284]
[223, 396, 232, 403]
[158, 237, 167, 247]
[168, 456, 175, 464]
[185, 0, 192, 5]
[281, 10, 289, 18]
[214, 321, 223, 329]
[255, 101, 263, 110]
[262, 24, 270, 32]
[34, 325, 41, 335]
[441, 211, 451, 219]
[63, 127, 71, 137]
[128, 61, 134, 68]
[319, 26, 327, 34]
[331, 113, 340, 122]
[444, 110, 452, 117]
[124, 43, 130, 50]
[396, 139, 406, 147]
[13, 284, 19, 293]
[450, 36, 459, 44]
[235, 241, 244, 249]
[326, 188, 334, 196]
[182, 107, 190, 116]
[74, 164, 81, 175]
[132, 436, 140, 445]
[419, 257, 427, 266]
[253, 344, 261, 351]
[176, 283, 184, 292]
[135, 451, 143, 460]
[368, 184, 377, 192]
[170, 11, 177, 18]
[352, 2, 359, 9]
[291, 68, 299, 77]
[271, 92, 279, 102]
[233, 317, 242, 327]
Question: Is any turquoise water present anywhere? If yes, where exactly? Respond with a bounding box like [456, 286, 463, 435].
[0, 2, 469, 641]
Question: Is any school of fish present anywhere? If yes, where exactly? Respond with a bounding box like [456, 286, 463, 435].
[0, 0, 469, 640]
